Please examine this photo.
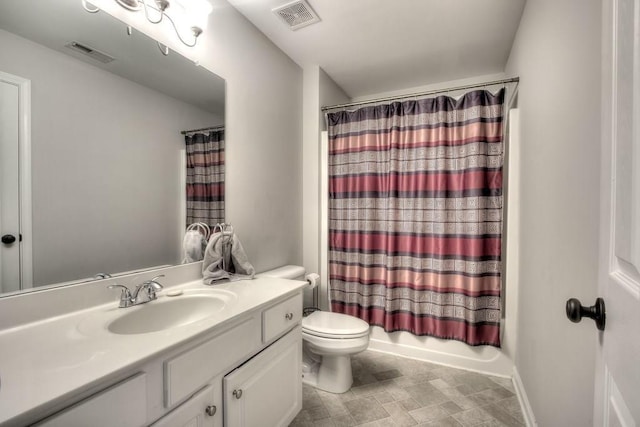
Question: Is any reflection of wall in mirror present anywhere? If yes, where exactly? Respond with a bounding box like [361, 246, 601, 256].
[0, 28, 223, 288]
[92, 0, 306, 276]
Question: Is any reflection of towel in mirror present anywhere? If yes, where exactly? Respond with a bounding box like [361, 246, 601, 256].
[202, 231, 255, 284]
[183, 230, 207, 263]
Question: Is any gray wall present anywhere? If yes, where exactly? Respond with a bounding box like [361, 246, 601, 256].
[302, 66, 349, 277]
[505, 0, 602, 424]
[0, 29, 219, 286]
[203, 1, 304, 273]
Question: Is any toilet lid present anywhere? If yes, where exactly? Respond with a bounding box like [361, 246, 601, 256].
[302, 311, 370, 339]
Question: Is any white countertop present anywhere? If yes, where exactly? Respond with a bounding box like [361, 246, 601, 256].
[0, 277, 306, 426]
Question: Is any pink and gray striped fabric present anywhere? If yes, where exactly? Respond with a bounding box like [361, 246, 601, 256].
[185, 129, 225, 227]
[327, 89, 504, 347]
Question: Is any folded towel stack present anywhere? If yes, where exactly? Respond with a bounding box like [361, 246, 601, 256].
[202, 228, 255, 284]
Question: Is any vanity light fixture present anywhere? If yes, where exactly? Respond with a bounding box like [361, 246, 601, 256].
[130, 0, 212, 47]
[82, 0, 212, 48]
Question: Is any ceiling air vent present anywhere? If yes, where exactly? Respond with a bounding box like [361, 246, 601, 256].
[65, 41, 115, 64]
[272, 0, 320, 31]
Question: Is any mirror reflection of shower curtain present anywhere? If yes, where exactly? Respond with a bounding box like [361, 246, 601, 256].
[326, 89, 505, 347]
[185, 129, 225, 227]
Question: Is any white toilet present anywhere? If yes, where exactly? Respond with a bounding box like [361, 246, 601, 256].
[258, 265, 370, 394]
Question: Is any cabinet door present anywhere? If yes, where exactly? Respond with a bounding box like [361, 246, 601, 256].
[152, 384, 217, 427]
[224, 326, 302, 427]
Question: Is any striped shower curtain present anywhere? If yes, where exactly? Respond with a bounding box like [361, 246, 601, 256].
[327, 89, 504, 347]
[185, 129, 225, 227]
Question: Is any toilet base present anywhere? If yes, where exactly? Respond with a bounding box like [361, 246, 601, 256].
[302, 353, 353, 394]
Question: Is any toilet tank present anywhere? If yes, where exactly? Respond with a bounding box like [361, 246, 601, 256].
[257, 265, 306, 280]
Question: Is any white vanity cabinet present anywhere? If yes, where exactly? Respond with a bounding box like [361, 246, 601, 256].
[157, 292, 302, 427]
[28, 290, 303, 427]
[152, 326, 302, 427]
[151, 384, 216, 427]
[163, 316, 262, 408]
[224, 326, 302, 427]
[157, 292, 303, 427]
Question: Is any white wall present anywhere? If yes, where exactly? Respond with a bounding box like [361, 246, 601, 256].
[319, 68, 351, 120]
[505, 0, 602, 425]
[302, 66, 321, 282]
[208, 2, 303, 273]
[317, 68, 350, 308]
[302, 65, 349, 307]
[90, 0, 304, 273]
[0, 29, 218, 286]
[349, 73, 507, 103]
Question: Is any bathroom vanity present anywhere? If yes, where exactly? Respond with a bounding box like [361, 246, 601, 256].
[0, 266, 305, 427]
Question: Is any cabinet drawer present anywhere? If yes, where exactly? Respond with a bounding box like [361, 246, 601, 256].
[35, 373, 147, 427]
[164, 316, 261, 408]
[262, 293, 302, 343]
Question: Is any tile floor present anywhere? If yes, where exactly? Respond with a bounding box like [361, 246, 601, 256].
[289, 350, 525, 427]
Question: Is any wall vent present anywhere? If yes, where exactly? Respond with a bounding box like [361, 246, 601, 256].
[65, 41, 115, 64]
[272, 0, 320, 31]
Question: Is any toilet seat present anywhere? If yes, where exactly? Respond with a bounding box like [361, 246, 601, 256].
[302, 311, 370, 339]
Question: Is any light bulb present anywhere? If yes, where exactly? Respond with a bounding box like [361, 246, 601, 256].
[174, 0, 212, 32]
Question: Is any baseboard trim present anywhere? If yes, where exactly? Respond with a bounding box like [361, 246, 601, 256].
[368, 337, 513, 378]
[512, 367, 537, 426]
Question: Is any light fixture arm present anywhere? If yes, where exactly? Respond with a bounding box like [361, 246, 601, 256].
[157, 10, 201, 48]
[140, 0, 201, 48]
[81, 0, 208, 49]
[141, 0, 166, 25]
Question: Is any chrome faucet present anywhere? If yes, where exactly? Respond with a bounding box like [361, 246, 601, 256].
[108, 275, 165, 308]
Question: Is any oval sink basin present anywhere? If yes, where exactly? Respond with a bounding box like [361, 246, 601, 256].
[108, 291, 235, 335]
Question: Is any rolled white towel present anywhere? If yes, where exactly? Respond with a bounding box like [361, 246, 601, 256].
[183, 229, 206, 263]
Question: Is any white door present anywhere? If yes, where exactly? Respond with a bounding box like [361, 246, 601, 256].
[0, 76, 21, 293]
[0, 70, 31, 293]
[596, 0, 640, 424]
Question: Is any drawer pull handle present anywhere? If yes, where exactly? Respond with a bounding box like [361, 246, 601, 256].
[285, 312, 294, 320]
[205, 405, 217, 416]
[233, 389, 243, 399]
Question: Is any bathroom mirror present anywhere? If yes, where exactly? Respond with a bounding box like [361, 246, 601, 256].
[0, 0, 225, 295]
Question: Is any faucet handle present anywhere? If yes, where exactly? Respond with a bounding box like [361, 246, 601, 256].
[108, 284, 133, 308]
[145, 275, 165, 290]
[108, 284, 131, 294]
[141, 275, 164, 301]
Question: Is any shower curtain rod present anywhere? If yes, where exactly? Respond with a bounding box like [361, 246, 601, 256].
[321, 76, 520, 112]
[180, 125, 225, 135]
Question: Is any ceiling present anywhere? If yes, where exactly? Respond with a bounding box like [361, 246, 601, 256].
[227, 0, 526, 98]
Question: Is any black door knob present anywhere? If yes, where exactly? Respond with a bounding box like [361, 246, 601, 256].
[566, 297, 606, 331]
[1, 234, 16, 245]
